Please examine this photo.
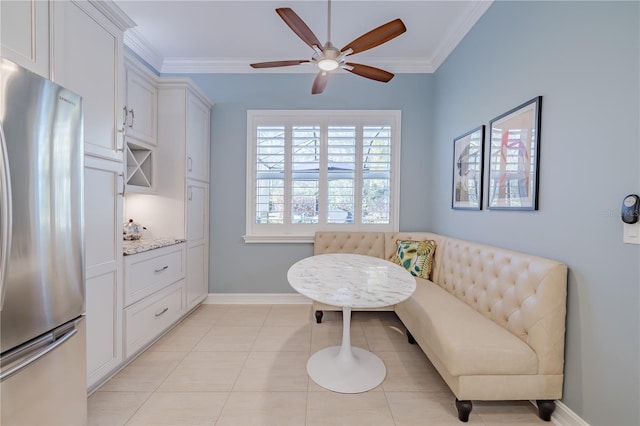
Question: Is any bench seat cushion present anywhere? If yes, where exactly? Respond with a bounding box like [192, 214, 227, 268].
[400, 279, 538, 376]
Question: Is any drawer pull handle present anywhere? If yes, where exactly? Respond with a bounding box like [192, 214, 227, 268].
[154, 266, 169, 273]
[155, 307, 169, 317]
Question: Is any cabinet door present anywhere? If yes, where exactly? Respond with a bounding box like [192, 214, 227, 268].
[0, 0, 50, 78]
[124, 279, 186, 358]
[187, 181, 209, 245]
[186, 181, 209, 309]
[52, 0, 124, 162]
[123, 243, 186, 307]
[186, 92, 211, 182]
[186, 244, 208, 309]
[84, 157, 123, 389]
[125, 59, 157, 146]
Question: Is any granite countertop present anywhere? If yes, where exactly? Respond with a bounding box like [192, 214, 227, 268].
[123, 238, 186, 255]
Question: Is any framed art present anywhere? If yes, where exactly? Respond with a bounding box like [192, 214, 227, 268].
[487, 96, 542, 210]
[452, 125, 484, 210]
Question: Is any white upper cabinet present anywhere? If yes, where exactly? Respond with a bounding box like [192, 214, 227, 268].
[123, 55, 158, 193]
[0, 0, 50, 78]
[149, 79, 212, 237]
[186, 92, 211, 182]
[124, 55, 158, 146]
[51, 0, 133, 163]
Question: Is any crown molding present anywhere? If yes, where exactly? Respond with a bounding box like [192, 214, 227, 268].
[429, 0, 494, 72]
[88, 0, 136, 31]
[160, 57, 435, 74]
[122, 1, 493, 76]
[123, 28, 164, 73]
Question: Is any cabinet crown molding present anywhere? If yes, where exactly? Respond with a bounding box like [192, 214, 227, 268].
[88, 0, 136, 31]
[156, 78, 214, 108]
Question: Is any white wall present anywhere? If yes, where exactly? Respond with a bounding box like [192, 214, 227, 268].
[431, 1, 639, 425]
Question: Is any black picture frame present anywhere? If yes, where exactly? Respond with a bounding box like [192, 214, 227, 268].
[452, 125, 484, 210]
[487, 96, 542, 210]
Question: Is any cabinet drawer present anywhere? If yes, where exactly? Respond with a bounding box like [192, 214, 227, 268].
[124, 280, 185, 358]
[124, 244, 186, 306]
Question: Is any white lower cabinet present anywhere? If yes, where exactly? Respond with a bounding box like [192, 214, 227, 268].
[124, 244, 186, 306]
[123, 243, 187, 359]
[186, 244, 208, 309]
[186, 181, 209, 310]
[124, 279, 185, 358]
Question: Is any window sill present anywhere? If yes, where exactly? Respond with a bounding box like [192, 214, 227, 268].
[243, 235, 314, 244]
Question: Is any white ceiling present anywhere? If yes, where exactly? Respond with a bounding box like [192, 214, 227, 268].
[114, 0, 493, 74]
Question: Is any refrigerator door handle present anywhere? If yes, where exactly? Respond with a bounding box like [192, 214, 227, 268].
[0, 119, 12, 311]
[0, 321, 78, 382]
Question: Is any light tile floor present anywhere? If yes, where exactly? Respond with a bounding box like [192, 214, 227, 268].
[88, 304, 548, 425]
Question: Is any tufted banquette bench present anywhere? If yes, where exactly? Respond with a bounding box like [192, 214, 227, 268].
[313, 231, 568, 422]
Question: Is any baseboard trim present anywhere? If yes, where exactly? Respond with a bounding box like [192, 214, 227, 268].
[530, 400, 589, 426]
[552, 401, 589, 426]
[205, 293, 312, 305]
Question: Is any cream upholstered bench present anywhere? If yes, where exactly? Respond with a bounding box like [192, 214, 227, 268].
[312, 231, 568, 422]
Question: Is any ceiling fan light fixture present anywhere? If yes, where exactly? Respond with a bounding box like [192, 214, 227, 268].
[251, 3, 406, 94]
[317, 58, 339, 71]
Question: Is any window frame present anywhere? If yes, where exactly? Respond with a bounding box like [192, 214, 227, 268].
[245, 110, 401, 243]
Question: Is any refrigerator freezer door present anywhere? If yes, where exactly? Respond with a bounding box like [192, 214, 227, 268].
[0, 317, 87, 425]
[0, 58, 85, 353]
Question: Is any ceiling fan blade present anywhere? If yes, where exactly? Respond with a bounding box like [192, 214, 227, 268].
[250, 60, 310, 69]
[345, 63, 394, 83]
[311, 72, 329, 94]
[341, 19, 406, 55]
[276, 8, 323, 50]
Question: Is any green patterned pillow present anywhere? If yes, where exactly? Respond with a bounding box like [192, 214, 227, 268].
[393, 240, 436, 279]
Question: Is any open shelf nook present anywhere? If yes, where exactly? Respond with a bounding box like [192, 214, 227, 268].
[126, 142, 153, 190]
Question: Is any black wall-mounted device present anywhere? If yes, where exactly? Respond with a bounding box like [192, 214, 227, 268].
[621, 194, 640, 224]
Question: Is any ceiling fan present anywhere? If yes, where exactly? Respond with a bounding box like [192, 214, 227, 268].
[250, 0, 406, 94]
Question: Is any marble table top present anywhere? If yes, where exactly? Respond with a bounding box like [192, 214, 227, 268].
[287, 253, 416, 309]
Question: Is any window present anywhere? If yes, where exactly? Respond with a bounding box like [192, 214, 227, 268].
[245, 110, 401, 242]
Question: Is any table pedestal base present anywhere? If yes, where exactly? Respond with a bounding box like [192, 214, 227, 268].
[306, 306, 386, 393]
[307, 345, 386, 393]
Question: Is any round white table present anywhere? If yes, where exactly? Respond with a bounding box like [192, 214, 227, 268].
[287, 253, 416, 393]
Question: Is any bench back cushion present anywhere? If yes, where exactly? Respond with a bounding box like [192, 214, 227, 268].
[436, 236, 568, 375]
[314, 232, 385, 258]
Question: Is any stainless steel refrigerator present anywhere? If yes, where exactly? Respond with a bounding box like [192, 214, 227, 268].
[0, 58, 87, 425]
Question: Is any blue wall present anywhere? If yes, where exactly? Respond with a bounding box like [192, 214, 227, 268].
[184, 73, 433, 293]
[431, 1, 639, 425]
[162, 1, 639, 423]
